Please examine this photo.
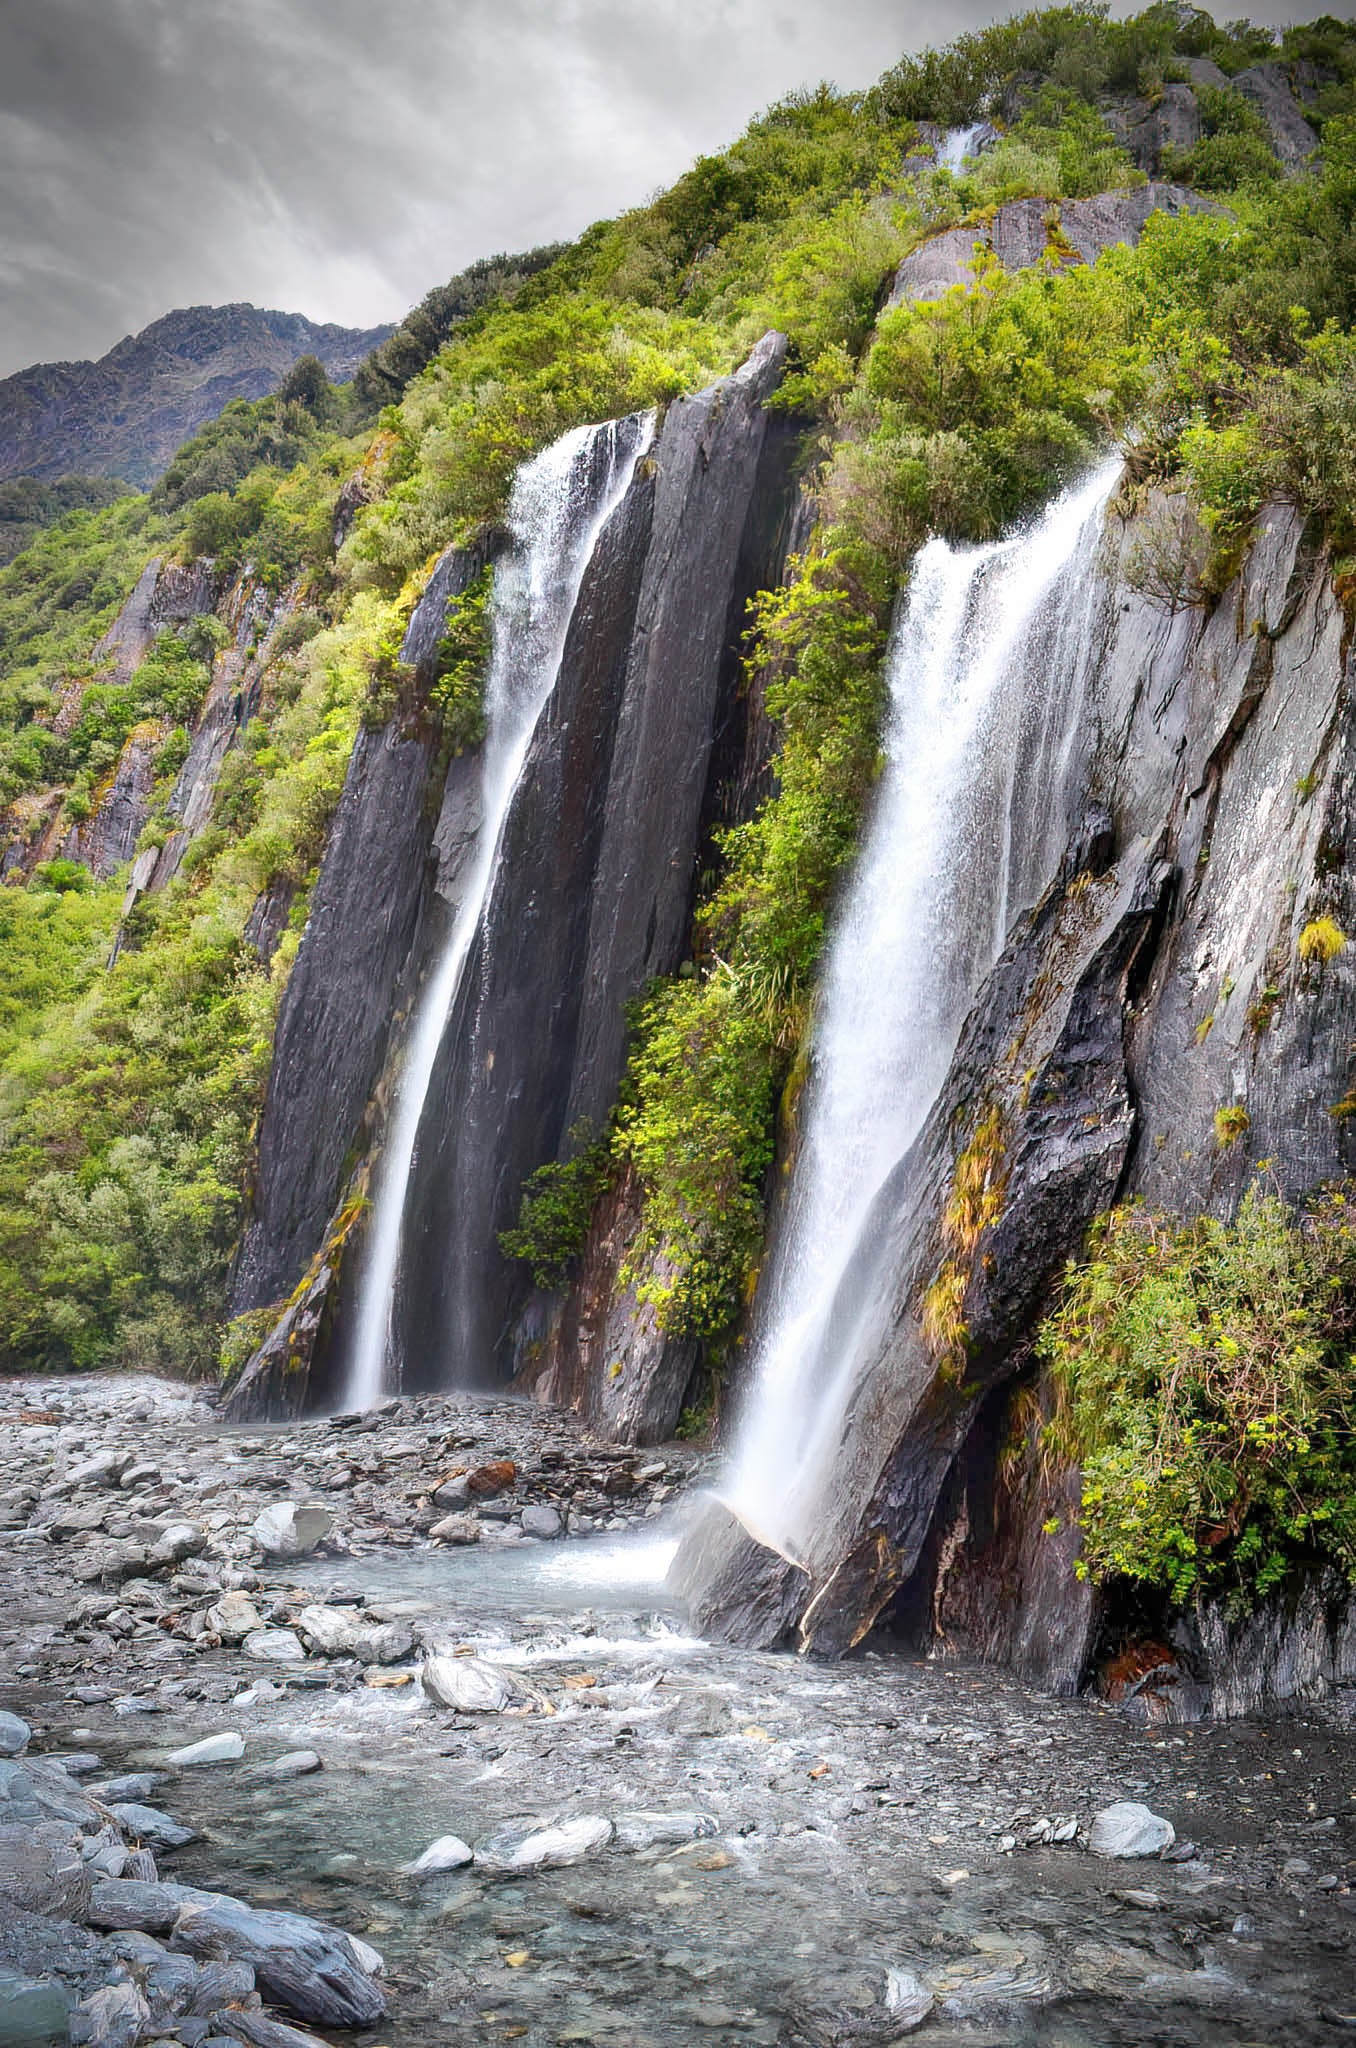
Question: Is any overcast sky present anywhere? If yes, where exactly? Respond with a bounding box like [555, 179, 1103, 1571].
[0, 0, 1339, 376]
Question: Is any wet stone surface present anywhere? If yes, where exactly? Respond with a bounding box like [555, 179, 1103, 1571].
[1, 1376, 1355, 2045]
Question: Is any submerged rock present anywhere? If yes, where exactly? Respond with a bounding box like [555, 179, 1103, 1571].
[473, 1815, 613, 1873]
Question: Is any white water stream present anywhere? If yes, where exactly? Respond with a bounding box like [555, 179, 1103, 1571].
[343, 414, 653, 1411]
[725, 462, 1121, 1557]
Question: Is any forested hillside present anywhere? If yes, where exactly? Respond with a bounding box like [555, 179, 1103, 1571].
[2, 1, 1355, 1641]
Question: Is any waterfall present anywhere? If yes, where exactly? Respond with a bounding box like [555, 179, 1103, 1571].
[937, 123, 985, 174]
[722, 462, 1121, 1559]
[342, 413, 653, 1412]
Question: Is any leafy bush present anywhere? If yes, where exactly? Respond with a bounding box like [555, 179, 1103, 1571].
[1040, 1189, 1356, 1608]
[499, 1126, 610, 1289]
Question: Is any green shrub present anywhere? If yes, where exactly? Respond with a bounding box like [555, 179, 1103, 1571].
[499, 1125, 610, 1289]
[1040, 1188, 1356, 1608]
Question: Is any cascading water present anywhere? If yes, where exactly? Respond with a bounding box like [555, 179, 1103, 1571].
[723, 461, 1121, 1559]
[343, 412, 653, 1412]
[937, 122, 986, 174]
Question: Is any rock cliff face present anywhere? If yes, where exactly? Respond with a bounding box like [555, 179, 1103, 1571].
[0, 304, 393, 487]
[396, 334, 797, 1392]
[227, 338, 799, 1413]
[231, 538, 497, 1318]
[678, 489, 1356, 1716]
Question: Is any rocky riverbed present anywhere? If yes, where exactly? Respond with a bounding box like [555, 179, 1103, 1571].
[1, 1376, 1354, 2047]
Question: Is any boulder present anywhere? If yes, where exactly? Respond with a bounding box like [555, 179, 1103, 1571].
[148, 1523, 205, 1569]
[75, 1982, 148, 2048]
[420, 1655, 516, 1713]
[170, 1900, 386, 2028]
[0, 1821, 89, 1917]
[203, 1592, 265, 1644]
[520, 1505, 562, 1540]
[86, 1878, 221, 1933]
[249, 1504, 332, 1559]
[0, 1711, 31, 1757]
[0, 1970, 70, 2048]
[1087, 1803, 1175, 1858]
[428, 1513, 480, 1544]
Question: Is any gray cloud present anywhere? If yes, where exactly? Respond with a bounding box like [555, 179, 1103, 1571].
[0, 0, 1339, 374]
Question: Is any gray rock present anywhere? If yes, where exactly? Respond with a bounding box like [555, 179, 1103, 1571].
[148, 1524, 205, 1569]
[884, 1968, 935, 2032]
[203, 1593, 265, 1644]
[241, 1629, 305, 1664]
[473, 1814, 613, 1873]
[170, 1900, 385, 2028]
[0, 1821, 89, 1917]
[63, 1452, 129, 1490]
[107, 1804, 197, 1850]
[75, 1981, 148, 2048]
[86, 1880, 220, 1933]
[611, 1810, 718, 1852]
[260, 1752, 321, 1781]
[1233, 62, 1320, 168]
[166, 1734, 243, 1768]
[248, 1505, 332, 1560]
[1087, 1803, 1175, 1858]
[0, 1712, 31, 1757]
[209, 2013, 331, 2048]
[430, 1478, 470, 1511]
[428, 1513, 479, 1544]
[520, 1505, 562, 1540]
[89, 1776, 159, 1805]
[402, 1833, 473, 1875]
[0, 1969, 70, 2047]
[420, 1654, 515, 1713]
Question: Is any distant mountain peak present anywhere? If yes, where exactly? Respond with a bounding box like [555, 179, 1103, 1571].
[0, 303, 396, 488]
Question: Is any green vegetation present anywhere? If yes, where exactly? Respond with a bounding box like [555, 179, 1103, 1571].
[1040, 1189, 1356, 1608]
[3, 0, 1356, 1408]
[0, 477, 130, 567]
[498, 1126, 610, 1290]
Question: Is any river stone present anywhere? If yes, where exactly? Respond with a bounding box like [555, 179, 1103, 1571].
[520, 1505, 562, 1540]
[204, 1592, 265, 1643]
[148, 1523, 205, 1568]
[403, 1833, 473, 1874]
[87, 1878, 219, 1933]
[0, 1970, 70, 2047]
[63, 1451, 129, 1490]
[884, 1968, 935, 2031]
[611, 1810, 719, 1851]
[1087, 1803, 1175, 1857]
[170, 1900, 386, 2027]
[249, 1504, 332, 1560]
[0, 1712, 31, 1757]
[167, 1733, 244, 1768]
[262, 1752, 322, 1780]
[294, 1605, 364, 1656]
[108, 1803, 198, 1849]
[428, 1513, 479, 1544]
[210, 2012, 332, 2048]
[473, 1815, 613, 1873]
[0, 1822, 89, 1916]
[76, 1981, 149, 2048]
[91, 1775, 159, 1804]
[420, 1655, 515, 1713]
[242, 1629, 305, 1663]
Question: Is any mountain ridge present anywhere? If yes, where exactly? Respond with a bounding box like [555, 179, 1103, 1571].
[0, 301, 395, 488]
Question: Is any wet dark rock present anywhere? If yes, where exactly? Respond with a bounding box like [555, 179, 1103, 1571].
[230, 538, 497, 1321]
[0, 1968, 71, 2047]
[106, 1808, 196, 1853]
[669, 1498, 808, 1649]
[170, 1901, 385, 2028]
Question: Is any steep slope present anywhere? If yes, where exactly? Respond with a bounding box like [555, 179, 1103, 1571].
[0, 304, 393, 486]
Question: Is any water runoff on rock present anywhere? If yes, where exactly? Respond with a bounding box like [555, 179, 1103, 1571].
[343, 413, 653, 1411]
[723, 460, 1122, 1560]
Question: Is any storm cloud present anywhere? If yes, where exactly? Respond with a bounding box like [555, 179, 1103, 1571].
[0, 0, 1338, 374]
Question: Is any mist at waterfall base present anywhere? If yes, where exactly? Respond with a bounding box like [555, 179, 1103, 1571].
[342, 413, 653, 1412]
[720, 460, 1122, 1566]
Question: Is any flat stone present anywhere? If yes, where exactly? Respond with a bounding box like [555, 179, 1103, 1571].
[428, 1513, 479, 1544]
[520, 1505, 562, 1540]
[241, 1629, 305, 1663]
[203, 1593, 265, 1644]
[75, 1981, 149, 2048]
[86, 1878, 221, 1934]
[1087, 1802, 1175, 1858]
[167, 1733, 244, 1768]
[261, 1752, 322, 1780]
